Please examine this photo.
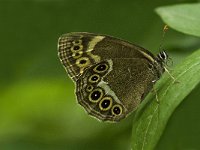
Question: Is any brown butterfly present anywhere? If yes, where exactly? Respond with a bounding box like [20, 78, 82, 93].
[58, 32, 168, 122]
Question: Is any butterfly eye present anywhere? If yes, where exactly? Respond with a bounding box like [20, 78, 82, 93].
[99, 97, 113, 111]
[158, 51, 168, 61]
[89, 88, 104, 103]
[112, 105, 122, 116]
[88, 74, 100, 83]
[93, 63, 108, 73]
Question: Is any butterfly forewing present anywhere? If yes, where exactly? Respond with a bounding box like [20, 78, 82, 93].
[58, 33, 102, 81]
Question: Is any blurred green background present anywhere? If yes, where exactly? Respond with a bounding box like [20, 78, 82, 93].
[0, 0, 200, 150]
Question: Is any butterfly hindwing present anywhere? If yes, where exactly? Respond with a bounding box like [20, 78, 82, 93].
[76, 58, 158, 122]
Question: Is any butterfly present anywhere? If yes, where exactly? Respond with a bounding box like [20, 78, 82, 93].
[58, 32, 168, 122]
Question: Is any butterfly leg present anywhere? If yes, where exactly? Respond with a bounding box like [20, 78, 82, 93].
[151, 80, 159, 103]
[164, 66, 180, 83]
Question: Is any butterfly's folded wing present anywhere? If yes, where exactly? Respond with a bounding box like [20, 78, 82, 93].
[58, 32, 161, 122]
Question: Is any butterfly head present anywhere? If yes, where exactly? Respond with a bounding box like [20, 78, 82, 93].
[156, 51, 168, 64]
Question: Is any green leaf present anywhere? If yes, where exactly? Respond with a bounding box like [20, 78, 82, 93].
[131, 48, 200, 150]
[156, 3, 200, 37]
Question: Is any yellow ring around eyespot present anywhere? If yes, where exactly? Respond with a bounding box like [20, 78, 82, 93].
[76, 57, 90, 68]
[99, 97, 113, 111]
[72, 39, 82, 45]
[72, 51, 83, 59]
[88, 88, 103, 103]
[93, 63, 109, 73]
[88, 74, 101, 83]
[111, 104, 123, 116]
[70, 45, 83, 52]
[86, 85, 94, 92]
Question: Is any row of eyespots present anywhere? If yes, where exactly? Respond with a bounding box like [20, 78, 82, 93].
[85, 62, 109, 91]
[70, 39, 91, 68]
[87, 88, 123, 116]
[86, 62, 122, 115]
[87, 62, 109, 84]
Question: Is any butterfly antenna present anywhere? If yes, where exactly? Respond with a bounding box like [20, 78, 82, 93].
[159, 25, 178, 83]
[159, 25, 169, 52]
